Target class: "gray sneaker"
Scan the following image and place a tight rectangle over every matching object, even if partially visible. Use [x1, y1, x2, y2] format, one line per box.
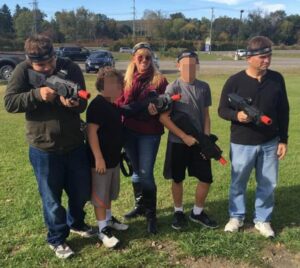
[49, 243, 74, 259]
[108, 216, 129, 231]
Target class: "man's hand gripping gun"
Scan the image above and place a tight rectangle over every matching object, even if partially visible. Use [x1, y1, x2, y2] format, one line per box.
[172, 112, 227, 165]
[228, 93, 272, 125]
[28, 69, 91, 100]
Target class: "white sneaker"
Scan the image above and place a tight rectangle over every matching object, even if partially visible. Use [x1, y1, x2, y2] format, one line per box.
[108, 216, 129, 231]
[49, 243, 74, 259]
[99, 226, 120, 249]
[254, 222, 275, 238]
[224, 218, 244, 232]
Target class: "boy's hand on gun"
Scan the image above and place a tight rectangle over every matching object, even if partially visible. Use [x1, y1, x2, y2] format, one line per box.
[181, 134, 198, 147]
[95, 157, 106, 174]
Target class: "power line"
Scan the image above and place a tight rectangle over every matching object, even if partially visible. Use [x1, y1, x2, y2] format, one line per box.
[30, 0, 38, 34]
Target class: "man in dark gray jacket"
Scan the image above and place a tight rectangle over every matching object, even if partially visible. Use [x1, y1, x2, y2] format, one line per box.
[4, 35, 93, 259]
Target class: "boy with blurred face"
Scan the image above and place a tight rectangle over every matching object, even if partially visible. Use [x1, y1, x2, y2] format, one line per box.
[86, 67, 128, 249]
[218, 36, 289, 238]
[160, 50, 218, 231]
[4, 34, 93, 259]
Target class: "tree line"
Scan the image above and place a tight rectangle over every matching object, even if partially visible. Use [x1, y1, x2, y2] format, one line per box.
[1, 4, 300, 51]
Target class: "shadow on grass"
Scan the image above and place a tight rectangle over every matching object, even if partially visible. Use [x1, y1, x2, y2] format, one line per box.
[68, 184, 300, 255]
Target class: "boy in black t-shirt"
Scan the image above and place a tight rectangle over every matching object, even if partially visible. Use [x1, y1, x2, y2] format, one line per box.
[86, 67, 128, 249]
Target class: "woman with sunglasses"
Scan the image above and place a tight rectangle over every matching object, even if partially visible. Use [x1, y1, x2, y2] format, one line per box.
[117, 42, 168, 234]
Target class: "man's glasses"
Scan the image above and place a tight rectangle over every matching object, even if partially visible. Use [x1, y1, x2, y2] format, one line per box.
[137, 55, 151, 62]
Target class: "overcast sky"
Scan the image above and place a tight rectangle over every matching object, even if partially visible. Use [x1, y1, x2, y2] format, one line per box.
[3, 0, 300, 20]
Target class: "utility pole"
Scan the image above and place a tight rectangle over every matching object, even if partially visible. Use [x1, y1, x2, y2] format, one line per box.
[236, 9, 244, 50]
[31, 0, 38, 35]
[209, 7, 214, 54]
[132, 0, 136, 42]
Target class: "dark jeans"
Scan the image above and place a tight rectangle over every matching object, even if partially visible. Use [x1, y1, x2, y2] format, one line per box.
[29, 144, 91, 246]
[124, 129, 161, 218]
[124, 129, 161, 192]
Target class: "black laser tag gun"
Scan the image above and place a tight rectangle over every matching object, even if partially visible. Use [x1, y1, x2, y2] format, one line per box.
[120, 91, 181, 117]
[28, 69, 91, 100]
[148, 91, 181, 113]
[228, 93, 272, 126]
[171, 112, 227, 165]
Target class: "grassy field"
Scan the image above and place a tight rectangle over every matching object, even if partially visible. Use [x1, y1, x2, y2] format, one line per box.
[0, 68, 299, 268]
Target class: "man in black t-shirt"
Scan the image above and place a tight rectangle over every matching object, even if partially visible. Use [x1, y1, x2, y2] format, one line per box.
[218, 36, 289, 238]
[86, 67, 128, 249]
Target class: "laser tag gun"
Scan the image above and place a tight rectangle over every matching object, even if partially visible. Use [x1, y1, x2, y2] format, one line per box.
[148, 91, 181, 113]
[120, 91, 181, 117]
[28, 69, 91, 100]
[171, 112, 227, 165]
[120, 150, 133, 177]
[228, 93, 272, 126]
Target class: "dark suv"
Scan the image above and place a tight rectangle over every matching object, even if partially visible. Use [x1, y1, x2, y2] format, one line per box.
[56, 46, 90, 61]
[85, 50, 115, 73]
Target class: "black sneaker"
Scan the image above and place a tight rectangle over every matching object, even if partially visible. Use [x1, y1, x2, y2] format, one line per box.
[99, 226, 120, 249]
[189, 210, 219, 229]
[171, 211, 187, 230]
[70, 224, 97, 238]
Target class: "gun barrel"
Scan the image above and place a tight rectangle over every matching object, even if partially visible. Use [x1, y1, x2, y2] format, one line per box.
[171, 94, 181, 101]
[77, 90, 91, 100]
[260, 115, 272, 125]
[218, 157, 227, 165]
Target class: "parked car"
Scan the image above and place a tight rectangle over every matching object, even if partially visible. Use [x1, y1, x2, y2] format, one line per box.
[56, 46, 90, 61]
[119, 47, 133, 53]
[0, 52, 26, 81]
[235, 49, 247, 58]
[85, 50, 115, 73]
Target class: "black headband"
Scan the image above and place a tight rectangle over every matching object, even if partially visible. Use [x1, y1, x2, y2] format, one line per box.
[132, 43, 152, 55]
[177, 51, 199, 63]
[26, 47, 55, 62]
[246, 47, 272, 57]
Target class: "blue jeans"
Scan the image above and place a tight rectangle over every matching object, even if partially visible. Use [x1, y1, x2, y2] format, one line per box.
[29, 145, 91, 246]
[124, 129, 161, 192]
[229, 138, 279, 223]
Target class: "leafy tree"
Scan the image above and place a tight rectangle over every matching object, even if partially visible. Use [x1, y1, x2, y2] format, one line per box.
[170, 12, 185, 20]
[55, 10, 77, 41]
[14, 10, 34, 39]
[0, 4, 14, 35]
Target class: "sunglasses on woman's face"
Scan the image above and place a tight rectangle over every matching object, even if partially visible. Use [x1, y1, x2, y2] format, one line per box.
[137, 55, 151, 62]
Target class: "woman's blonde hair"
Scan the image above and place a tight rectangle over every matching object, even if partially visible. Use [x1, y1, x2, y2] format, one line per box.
[124, 44, 164, 90]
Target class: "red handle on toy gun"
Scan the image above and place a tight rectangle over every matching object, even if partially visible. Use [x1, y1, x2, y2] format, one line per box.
[260, 115, 272, 125]
[78, 90, 91, 100]
[218, 156, 227, 165]
[171, 94, 181, 101]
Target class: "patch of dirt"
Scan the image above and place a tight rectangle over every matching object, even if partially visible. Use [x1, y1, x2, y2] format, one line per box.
[149, 239, 300, 268]
[149, 240, 253, 267]
[180, 257, 253, 268]
[260, 243, 300, 268]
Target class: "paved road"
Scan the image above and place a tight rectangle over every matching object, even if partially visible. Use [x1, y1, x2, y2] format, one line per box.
[80, 57, 300, 75]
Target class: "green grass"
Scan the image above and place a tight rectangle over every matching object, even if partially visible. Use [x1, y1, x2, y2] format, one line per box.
[1, 68, 299, 267]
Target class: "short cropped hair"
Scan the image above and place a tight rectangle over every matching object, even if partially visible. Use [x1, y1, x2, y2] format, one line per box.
[95, 67, 124, 92]
[247, 36, 273, 51]
[24, 34, 54, 62]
